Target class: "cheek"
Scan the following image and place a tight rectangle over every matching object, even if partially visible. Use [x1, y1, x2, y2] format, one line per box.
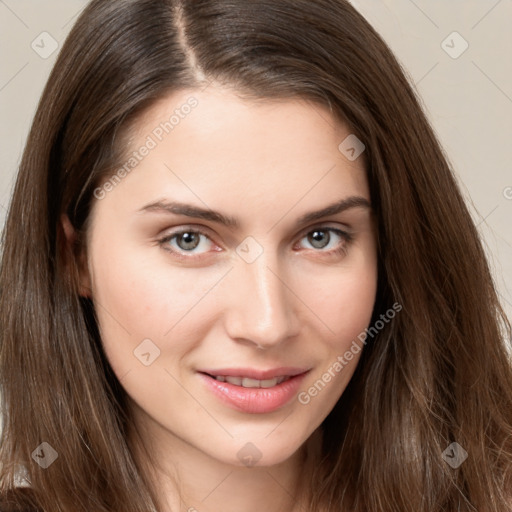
[299, 259, 377, 352]
[295, 267, 377, 417]
[88, 242, 224, 372]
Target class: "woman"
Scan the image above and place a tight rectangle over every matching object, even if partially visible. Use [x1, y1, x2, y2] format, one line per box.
[1, 0, 511, 511]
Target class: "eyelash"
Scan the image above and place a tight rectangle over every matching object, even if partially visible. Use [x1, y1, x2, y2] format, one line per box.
[157, 225, 353, 261]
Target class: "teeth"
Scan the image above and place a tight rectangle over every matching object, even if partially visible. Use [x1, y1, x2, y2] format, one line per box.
[224, 376, 242, 386]
[259, 378, 279, 388]
[213, 375, 290, 387]
[242, 377, 263, 388]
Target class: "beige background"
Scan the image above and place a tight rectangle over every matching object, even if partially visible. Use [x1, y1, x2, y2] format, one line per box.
[0, 0, 511, 320]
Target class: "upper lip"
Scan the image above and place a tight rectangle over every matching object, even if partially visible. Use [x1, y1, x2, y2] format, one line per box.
[199, 367, 310, 380]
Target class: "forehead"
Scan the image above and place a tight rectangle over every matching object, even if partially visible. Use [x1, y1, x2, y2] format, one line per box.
[133, 86, 360, 152]
[91, 85, 369, 230]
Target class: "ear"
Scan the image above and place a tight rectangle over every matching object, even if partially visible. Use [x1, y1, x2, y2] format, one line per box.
[60, 214, 92, 299]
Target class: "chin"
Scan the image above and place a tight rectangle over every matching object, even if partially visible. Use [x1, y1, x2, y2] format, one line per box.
[211, 432, 311, 469]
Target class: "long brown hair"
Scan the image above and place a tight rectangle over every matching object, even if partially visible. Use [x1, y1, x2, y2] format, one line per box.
[1, 0, 511, 510]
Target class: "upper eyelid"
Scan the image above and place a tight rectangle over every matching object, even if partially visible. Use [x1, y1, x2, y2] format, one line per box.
[161, 222, 350, 237]
[296, 222, 351, 237]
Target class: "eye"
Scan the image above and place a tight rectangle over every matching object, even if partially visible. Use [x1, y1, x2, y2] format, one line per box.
[158, 228, 217, 258]
[157, 225, 353, 260]
[296, 227, 353, 256]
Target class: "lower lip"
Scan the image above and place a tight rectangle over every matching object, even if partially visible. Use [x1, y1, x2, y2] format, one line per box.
[199, 372, 308, 414]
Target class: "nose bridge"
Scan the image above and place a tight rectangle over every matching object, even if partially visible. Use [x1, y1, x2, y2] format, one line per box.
[226, 243, 298, 347]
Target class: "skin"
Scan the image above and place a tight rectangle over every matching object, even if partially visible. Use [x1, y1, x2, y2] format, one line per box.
[64, 84, 378, 512]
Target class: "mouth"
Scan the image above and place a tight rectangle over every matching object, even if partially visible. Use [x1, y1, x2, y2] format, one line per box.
[206, 374, 292, 388]
[198, 367, 310, 414]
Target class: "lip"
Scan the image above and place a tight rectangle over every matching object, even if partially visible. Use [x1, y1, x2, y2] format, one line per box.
[198, 368, 310, 414]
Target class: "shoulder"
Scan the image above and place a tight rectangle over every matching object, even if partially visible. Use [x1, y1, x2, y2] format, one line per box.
[0, 488, 40, 512]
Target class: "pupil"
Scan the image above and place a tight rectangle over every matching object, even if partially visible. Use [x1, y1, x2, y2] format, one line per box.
[179, 232, 199, 250]
[309, 230, 329, 249]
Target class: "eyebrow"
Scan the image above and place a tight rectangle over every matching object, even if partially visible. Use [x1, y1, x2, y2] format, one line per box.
[138, 196, 371, 229]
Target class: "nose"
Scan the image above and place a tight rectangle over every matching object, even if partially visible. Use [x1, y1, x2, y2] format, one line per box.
[223, 247, 300, 349]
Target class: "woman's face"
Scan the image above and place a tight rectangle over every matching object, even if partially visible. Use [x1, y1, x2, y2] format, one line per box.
[78, 85, 377, 467]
